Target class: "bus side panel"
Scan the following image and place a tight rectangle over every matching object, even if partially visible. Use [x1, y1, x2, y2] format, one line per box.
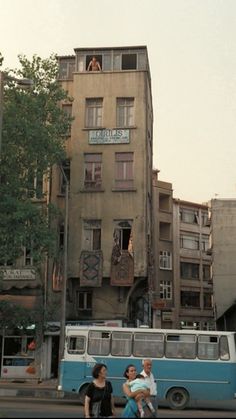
[59, 359, 88, 393]
[154, 360, 236, 402]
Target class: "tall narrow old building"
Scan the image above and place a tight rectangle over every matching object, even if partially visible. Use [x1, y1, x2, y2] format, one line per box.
[51, 46, 154, 329]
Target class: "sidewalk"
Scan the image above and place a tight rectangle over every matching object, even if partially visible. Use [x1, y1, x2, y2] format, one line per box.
[0, 378, 79, 400]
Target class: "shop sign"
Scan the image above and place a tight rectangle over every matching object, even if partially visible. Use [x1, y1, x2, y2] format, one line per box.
[89, 129, 130, 144]
[2, 269, 36, 280]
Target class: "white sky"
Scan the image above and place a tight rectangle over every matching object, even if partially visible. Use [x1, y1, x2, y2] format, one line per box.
[1, 0, 236, 203]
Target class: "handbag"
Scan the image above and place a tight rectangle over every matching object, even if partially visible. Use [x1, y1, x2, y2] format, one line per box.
[92, 399, 102, 417]
[91, 382, 107, 417]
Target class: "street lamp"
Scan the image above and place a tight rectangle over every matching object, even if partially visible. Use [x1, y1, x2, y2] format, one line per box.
[0, 71, 34, 154]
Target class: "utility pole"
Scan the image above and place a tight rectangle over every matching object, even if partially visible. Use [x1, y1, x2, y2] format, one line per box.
[58, 164, 69, 362]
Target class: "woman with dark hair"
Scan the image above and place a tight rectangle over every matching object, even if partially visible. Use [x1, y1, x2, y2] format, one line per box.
[122, 364, 150, 418]
[84, 363, 115, 418]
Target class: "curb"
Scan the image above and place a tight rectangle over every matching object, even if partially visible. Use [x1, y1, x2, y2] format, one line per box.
[0, 388, 80, 399]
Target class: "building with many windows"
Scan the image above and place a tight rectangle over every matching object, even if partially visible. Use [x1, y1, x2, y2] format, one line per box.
[152, 173, 175, 328]
[152, 173, 215, 330]
[173, 199, 215, 330]
[209, 199, 236, 330]
[50, 46, 154, 333]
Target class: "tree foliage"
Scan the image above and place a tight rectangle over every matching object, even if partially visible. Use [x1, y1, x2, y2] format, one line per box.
[0, 300, 41, 332]
[0, 54, 73, 266]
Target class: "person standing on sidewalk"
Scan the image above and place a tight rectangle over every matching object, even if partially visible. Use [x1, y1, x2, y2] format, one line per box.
[140, 359, 158, 416]
[84, 363, 116, 418]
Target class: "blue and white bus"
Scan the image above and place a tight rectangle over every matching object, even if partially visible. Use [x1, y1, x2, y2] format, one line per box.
[58, 325, 236, 409]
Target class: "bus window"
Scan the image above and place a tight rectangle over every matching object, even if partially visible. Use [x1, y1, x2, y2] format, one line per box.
[111, 332, 132, 356]
[133, 332, 164, 358]
[166, 334, 196, 359]
[219, 336, 230, 360]
[88, 331, 110, 355]
[68, 336, 86, 354]
[198, 335, 219, 360]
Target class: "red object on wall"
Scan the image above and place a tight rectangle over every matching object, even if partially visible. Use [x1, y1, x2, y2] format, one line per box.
[28, 340, 36, 351]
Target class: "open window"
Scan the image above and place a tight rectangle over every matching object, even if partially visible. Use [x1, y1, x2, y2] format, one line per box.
[86, 55, 103, 71]
[122, 54, 137, 70]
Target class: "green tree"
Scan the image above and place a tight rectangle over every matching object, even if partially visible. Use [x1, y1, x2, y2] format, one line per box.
[0, 54, 72, 377]
[0, 53, 72, 265]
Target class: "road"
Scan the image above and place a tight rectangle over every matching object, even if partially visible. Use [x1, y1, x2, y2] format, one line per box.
[0, 398, 236, 418]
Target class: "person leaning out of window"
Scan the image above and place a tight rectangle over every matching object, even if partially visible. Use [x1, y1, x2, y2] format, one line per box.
[87, 56, 102, 71]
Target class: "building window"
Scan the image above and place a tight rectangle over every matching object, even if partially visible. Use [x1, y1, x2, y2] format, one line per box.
[159, 193, 171, 212]
[84, 154, 102, 190]
[113, 220, 133, 251]
[62, 104, 72, 136]
[181, 291, 200, 308]
[59, 159, 70, 195]
[24, 247, 33, 266]
[203, 264, 211, 281]
[122, 54, 137, 70]
[76, 51, 147, 73]
[159, 251, 172, 270]
[85, 98, 103, 127]
[58, 59, 75, 79]
[83, 220, 101, 251]
[77, 291, 92, 311]
[86, 55, 103, 71]
[116, 98, 134, 127]
[59, 224, 64, 249]
[204, 292, 213, 309]
[113, 53, 138, 70]
[27, 167, 44, 199]
[180, 233, 199, 250]
[159, 222, 171, 240]
[160, 281, 172, 300]
[180, 262, 199, 279]
[180, 208, 199, 224]
[201, 211, 210, 226]
[201, 235, 209, 252]
[115, 152, 134, 189]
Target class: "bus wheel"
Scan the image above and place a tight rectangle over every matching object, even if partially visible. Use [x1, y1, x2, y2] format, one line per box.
[167, 387, 189, 410]
[78, 384, 89, 405]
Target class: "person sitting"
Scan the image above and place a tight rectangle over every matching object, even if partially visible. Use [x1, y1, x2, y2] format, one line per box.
[128, 374, 155, 418]
[87, 56, 101, 71]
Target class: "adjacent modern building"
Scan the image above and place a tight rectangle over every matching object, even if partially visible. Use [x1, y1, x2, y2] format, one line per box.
[152, 175, 215, 330]
[209, 199, 236, 330]
[173, 199, 215, 330]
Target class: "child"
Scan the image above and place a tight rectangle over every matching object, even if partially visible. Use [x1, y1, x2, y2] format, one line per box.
[128, 374, 155, 418]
